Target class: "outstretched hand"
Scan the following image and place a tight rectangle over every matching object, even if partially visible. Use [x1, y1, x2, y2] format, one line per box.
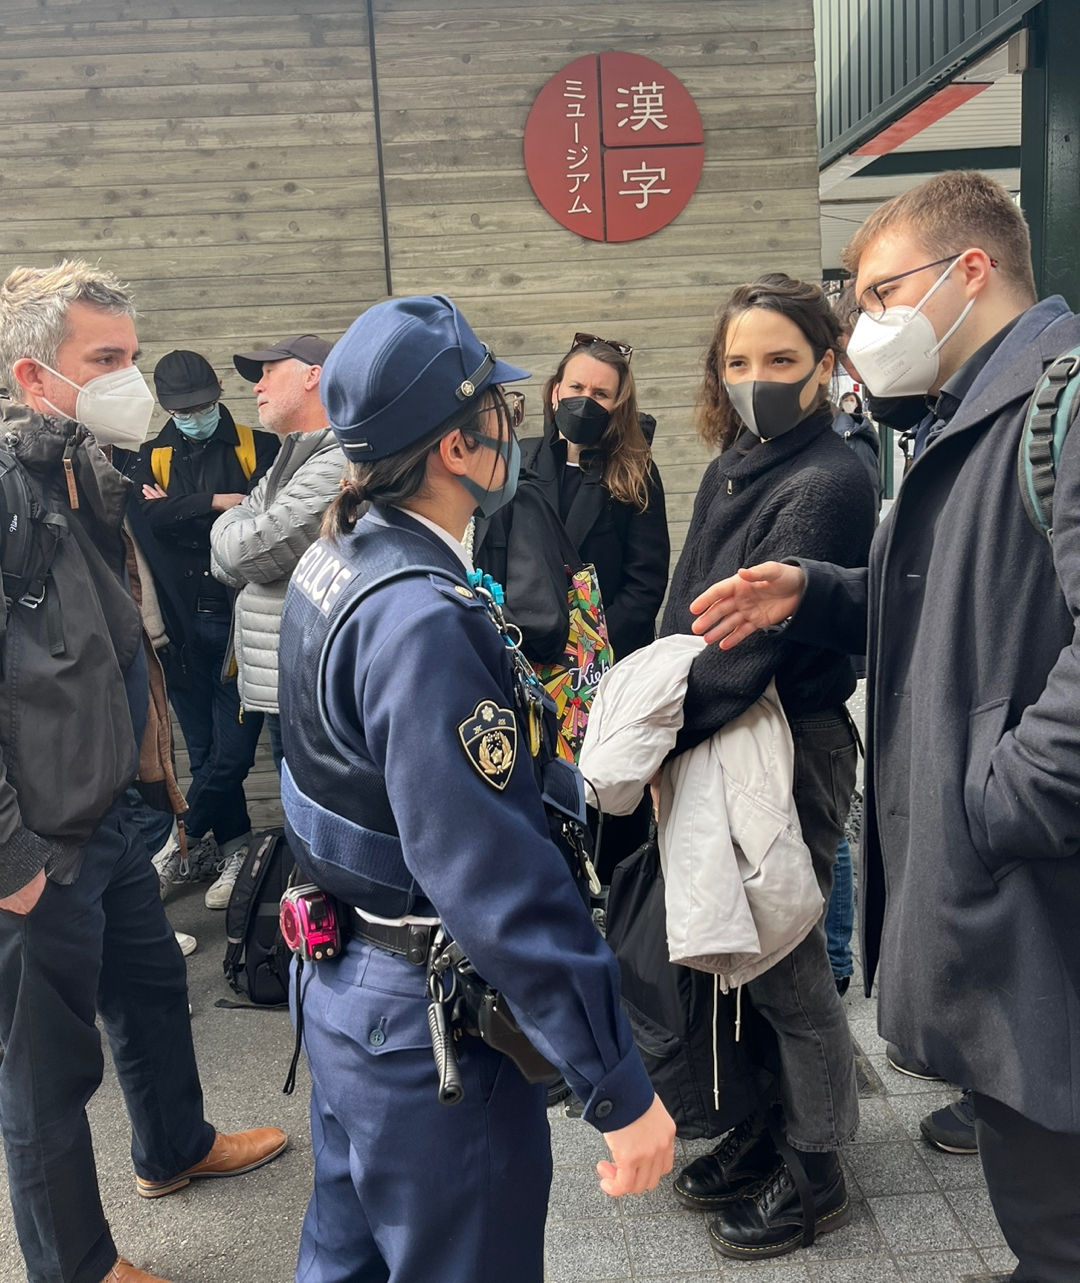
[596, 1094, 676, 1197]
[690, 561, 807, 648]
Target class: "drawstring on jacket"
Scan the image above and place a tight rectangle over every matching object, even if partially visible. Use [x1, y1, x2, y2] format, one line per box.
[712, 975, 745, 1110]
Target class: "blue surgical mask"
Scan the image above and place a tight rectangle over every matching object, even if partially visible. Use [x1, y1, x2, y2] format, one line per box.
[459, 430, 521, 519]
[172, 404, 221, 441]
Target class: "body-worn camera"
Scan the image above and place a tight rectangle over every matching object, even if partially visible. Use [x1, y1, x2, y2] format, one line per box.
[280, 884, 340, 962]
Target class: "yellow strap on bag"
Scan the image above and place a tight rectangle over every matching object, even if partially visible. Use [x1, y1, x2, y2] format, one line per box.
[233, 422, 256, 480]
[149, 422, 256, 492]
[150, 446, 172, 490]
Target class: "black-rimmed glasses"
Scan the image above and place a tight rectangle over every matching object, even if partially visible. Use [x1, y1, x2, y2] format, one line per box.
[854, 254, 998, 322]
[571, 332, 634, 362]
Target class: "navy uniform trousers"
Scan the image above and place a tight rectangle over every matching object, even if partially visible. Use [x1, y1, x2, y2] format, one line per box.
[293, 940, 552, 1283]
[0, 801, 215, 1283]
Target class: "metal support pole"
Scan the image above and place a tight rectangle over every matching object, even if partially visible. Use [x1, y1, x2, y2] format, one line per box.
[1021, 0, 1080, 308]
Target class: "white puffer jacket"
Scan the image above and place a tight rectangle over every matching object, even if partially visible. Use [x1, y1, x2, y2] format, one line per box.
[211, 428, 345, 712]
[579, 635, 822, 990]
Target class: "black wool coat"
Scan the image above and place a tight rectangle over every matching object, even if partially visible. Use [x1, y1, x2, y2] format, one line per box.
[521, 417, 669, 660]
[660, 407, 876, 754]
[133, 406, 278, 617]
[791, 298, 1080, 1132]
[473, 478, 576, 666]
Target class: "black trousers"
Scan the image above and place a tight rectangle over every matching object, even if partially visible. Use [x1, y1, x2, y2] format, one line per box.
[0, 802, 215, 1283]
[972, 1092, 1080, 1283]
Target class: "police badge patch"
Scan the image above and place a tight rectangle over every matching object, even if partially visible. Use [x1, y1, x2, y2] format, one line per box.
[458, 700, 517, 790]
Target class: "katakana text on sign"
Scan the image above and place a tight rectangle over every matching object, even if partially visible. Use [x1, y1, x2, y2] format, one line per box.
[523, 53, 705, 243]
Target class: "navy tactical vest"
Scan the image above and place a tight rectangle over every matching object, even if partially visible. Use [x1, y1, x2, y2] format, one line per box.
[279, 509, 594, 920]
[278, 518, 457, 919]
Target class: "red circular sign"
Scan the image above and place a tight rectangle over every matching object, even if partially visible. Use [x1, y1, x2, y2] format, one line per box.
[524, 53, 705, 243]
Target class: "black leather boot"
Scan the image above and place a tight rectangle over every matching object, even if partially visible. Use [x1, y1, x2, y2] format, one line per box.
[708, 1150, 850, 1260]
[672, 1116, 779, 1210]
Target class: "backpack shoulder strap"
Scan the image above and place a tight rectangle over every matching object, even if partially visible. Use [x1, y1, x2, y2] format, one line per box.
[223, 828, 287, 991]
[1018, 344, 1080, 541]
[233, 423, 256, 480]
[0, 446, 35, 593]
[150, 446, 172, 491]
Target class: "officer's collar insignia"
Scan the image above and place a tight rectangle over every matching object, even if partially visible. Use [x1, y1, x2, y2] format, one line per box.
[458, 699, 516, 790]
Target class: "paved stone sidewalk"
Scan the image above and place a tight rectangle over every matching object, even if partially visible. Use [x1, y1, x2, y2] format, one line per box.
[540, 679, 1016, 1282]
[542, 977, 1016, 1283]
[0, 922, 1017, 1283]
[0, 705, 1018, 1281]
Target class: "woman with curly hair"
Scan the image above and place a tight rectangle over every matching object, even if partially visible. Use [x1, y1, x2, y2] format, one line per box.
[660, 274, 875, 1261]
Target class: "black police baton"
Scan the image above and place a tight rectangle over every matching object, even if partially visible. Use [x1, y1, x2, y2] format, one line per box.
[427, 942, 464, 1105]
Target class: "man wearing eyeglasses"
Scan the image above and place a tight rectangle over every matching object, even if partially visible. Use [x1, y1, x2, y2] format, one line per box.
[690, 170, 1080, 1283]
[135, 352, 279, 907]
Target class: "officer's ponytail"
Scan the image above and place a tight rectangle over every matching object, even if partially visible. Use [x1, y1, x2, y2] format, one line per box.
[322, 395, 493, 541]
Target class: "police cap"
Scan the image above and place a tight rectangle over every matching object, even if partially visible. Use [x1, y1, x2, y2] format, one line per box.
[320, 295, 530, 462]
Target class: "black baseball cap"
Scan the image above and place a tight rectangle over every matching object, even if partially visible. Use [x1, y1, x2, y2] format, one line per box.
[233, 334, 334, 383]
[153, 350, 221, 410]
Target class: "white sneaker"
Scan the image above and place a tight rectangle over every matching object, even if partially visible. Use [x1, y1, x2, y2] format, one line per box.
[204, 847, 247, 910]
[151, 833, 180, 901]
[174, 930, 197, 957]
[152, 831, 219, 898]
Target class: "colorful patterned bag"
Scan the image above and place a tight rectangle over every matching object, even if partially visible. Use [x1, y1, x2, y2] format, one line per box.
[534, 564, 614, 763]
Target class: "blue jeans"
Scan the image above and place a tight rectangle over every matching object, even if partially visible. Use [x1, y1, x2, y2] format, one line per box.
[0, 802, 214, 1283]
[168, 611, 263, 846]
[265, 712, 284, 776]
[825, 835, 855, 981]
[124, 787, 174, 856]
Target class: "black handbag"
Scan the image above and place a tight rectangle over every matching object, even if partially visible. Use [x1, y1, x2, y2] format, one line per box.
[606, 835, 773, 1140]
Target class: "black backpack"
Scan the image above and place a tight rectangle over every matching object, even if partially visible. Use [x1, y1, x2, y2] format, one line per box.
[222, 828, 296, 1006]
[1018, 344, 1080, 541]
[0, 442, 69, 676]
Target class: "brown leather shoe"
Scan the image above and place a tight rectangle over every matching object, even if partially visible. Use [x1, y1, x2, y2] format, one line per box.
[102, 1259, 172, 1283]
[135, 1126, 288, 1198]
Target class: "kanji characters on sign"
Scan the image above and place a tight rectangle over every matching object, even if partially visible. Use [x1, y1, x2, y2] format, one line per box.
[524, 52, 704, 243]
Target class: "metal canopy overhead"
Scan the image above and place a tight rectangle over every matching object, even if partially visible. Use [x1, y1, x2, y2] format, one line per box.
[818, 35, 1025, 273]
[816, 0, 1040, 168]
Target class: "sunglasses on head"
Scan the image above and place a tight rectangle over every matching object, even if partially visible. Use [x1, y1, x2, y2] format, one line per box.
[502, 390, 525, 428]
[571, 332, 634, 362]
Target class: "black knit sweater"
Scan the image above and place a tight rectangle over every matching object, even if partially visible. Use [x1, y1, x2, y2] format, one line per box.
[660, 407, 876, 753]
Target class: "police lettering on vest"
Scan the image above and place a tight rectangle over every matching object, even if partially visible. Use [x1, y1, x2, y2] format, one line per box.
[293, 543, 353, 616]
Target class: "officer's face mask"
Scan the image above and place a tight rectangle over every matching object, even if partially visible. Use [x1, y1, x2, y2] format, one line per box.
[723, 363, 821, 440]
[36, 361, 155, 451]
[846, 255, 975, 398]
[553, 395, 611, 447]
[172, 403, 221, 441]
[458, 427, 521, 519]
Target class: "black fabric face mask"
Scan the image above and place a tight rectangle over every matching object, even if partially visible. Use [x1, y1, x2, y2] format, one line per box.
[723, 368, 818, 440]
[553, 396, 610, 446]
[864, 393, 930, 433]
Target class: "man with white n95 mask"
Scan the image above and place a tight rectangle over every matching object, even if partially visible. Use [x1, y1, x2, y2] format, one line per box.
[690, 172, 1080, 1283]
[0, 261, 288, 1283]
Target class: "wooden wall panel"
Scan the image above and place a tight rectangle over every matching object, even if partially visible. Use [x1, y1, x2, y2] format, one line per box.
[0, 2, 382, 422]
[375, 0, 821, 545]
[0, 0, 822, 555]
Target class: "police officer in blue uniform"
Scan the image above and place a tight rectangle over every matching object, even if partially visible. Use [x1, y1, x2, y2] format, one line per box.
[277, 295, 675, 1283]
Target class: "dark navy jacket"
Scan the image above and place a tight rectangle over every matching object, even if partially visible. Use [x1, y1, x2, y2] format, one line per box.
[278, 505, 654, 1132]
